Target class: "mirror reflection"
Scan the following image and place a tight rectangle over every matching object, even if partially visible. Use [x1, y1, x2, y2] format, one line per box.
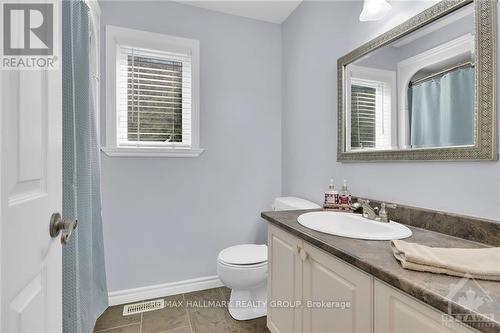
[345, 4, 475, 152]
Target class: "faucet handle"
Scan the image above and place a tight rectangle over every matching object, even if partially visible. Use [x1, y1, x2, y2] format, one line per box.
[378, 202, 397, 223]
[381, 202, 397, 209]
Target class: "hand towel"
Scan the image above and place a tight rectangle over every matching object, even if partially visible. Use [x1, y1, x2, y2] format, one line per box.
[391, 240, 500, 281]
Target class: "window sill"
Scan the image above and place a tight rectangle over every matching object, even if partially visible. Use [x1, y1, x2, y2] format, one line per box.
[101, 147, 205, 158]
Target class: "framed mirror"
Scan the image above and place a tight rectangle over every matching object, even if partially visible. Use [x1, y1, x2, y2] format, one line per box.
[338, 0, 498, 161]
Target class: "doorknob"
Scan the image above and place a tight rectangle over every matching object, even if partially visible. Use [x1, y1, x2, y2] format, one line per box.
[49, 213, 78, 244]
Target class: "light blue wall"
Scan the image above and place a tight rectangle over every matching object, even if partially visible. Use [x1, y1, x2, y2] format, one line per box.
[100, 1, 282, 292]
[281, 0, 500, 221]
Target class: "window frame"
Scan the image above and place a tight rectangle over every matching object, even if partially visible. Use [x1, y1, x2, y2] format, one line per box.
[345, 64, 397, 152]
[103, 25, 203, 157]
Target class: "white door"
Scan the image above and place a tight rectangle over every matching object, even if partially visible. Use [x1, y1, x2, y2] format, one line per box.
[0, 8, 64, 333]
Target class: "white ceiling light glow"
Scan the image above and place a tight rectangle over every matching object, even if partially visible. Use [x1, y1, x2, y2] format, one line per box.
[359, 0, 392, 22]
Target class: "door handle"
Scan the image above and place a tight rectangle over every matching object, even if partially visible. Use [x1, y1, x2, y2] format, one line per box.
[49, 213, 78, 244]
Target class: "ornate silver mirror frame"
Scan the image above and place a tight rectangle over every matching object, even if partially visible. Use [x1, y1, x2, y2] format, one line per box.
[337, 0, 498, 161]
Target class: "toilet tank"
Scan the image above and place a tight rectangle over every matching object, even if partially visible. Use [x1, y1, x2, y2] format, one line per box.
[272, 197, 321, 211]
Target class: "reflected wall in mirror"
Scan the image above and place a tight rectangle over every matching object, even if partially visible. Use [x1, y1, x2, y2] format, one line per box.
[338, 0, 497, 161]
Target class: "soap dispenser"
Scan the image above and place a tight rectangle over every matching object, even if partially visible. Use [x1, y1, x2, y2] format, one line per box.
[339, 180, 352, 205]
[324, 179, 339, 205]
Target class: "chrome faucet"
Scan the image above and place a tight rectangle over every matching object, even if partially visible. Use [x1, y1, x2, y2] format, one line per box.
[352, 199, 379, 220]
[352, 199, 397, 223]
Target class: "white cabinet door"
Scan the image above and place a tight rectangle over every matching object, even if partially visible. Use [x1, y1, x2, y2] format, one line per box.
[267, 224, 303, 333]
[374, 280, 478, 333]
[302, 243, 373, 333]
[0, 4, 62, 332]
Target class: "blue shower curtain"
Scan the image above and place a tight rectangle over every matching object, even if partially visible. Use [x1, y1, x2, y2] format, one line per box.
[410, 67, 475, 148]
[62, 1, 108, 332]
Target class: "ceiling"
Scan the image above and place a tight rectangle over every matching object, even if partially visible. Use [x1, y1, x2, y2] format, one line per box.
[176, 0, 303, 24]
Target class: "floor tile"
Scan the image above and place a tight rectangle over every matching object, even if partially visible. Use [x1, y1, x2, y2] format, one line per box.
[93, 287, 269, 333]
[94, 304, 141, 332]
[158, 326, 192, 333]
[219, 287, 231, 302]
[223, 314, 269, 333]
[142, 295, 189, 333]
[185, 288, 269, 333]
[94, 323, 141, 333]
[220, 303, 268, 333]
[184, 288, 223, 303]
[185, 288, 232, 333]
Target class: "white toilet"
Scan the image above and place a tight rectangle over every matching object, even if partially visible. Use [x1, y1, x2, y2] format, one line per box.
[217, 197, 321, 320]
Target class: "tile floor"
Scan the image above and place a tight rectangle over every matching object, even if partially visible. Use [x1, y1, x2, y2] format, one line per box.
[94, 287, 269, 333]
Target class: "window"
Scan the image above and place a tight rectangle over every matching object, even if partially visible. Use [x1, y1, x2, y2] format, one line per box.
[346, 65, 396, 151]
[350, 84, 377, 149]
[118, 47, 189, 146]
[104, 26, 202, 157]
[350, 78, 392, 150]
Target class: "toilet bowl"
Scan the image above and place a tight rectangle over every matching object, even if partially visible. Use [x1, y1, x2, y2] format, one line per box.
[217, 197, 321, 321]
[217, 244, 268, 320]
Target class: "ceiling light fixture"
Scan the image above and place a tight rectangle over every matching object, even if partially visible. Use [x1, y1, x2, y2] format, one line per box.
[359, 0, 392, 22]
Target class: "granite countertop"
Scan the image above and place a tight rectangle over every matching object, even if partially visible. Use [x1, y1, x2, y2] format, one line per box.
[261, 209, 500, 333]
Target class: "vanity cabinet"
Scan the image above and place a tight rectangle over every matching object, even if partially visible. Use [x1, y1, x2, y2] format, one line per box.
[267, 224, 478, 333]
[267, 224, 373, 333]
[374, 280, 479, 333]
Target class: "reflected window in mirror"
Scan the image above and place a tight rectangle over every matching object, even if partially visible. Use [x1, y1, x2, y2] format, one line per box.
[346, 65, 396, 151]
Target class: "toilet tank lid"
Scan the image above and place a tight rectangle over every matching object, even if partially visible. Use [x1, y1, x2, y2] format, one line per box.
[273, 197, 321, 211]
[218, 244, 267, 265]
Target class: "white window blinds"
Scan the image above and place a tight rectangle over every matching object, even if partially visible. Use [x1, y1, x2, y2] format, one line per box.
[117, 46, 192, 147]
[350, 84, 377, 149]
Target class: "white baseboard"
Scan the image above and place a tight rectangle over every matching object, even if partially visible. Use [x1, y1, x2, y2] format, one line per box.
[108, 275, 224, 306]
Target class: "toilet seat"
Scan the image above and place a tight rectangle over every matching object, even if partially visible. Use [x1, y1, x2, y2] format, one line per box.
[218, 244, 267, 266]
[217, 260, 267, 269]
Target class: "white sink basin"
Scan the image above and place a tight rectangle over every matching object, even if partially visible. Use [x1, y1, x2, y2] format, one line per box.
[297, 211, 412, 240]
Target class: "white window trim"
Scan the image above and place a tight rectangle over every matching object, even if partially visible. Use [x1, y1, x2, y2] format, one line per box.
[102, 25, 203, 157]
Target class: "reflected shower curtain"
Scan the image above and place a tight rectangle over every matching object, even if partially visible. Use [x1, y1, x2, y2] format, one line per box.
[410, 67, 475, 148]
[62, 1, 108, 332]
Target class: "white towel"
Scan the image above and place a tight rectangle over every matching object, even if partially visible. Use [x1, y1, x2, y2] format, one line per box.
[391, 240, 500, 281]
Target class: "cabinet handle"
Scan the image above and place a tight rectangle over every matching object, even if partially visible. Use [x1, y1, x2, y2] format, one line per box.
[299, 248, 308, 261]
[296, 244, 301, 255]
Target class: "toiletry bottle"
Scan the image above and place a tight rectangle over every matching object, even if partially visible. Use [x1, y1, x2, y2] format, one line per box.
[339, 180, 352, 205]
[324, 179, 339, 205]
